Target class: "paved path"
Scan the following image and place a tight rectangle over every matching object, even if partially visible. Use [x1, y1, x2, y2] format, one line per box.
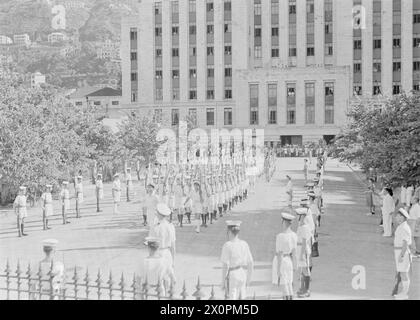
[0, 158, 418, 300]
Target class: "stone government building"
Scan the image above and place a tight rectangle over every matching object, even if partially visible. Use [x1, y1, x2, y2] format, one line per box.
[116, 0, 419, 146]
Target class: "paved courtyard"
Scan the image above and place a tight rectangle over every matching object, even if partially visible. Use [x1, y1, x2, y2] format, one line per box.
[0, 158, 419, 300]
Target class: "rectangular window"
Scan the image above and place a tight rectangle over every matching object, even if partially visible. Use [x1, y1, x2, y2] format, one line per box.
[207, 68, 214, 78]
[254, 46, 262, 58]
[156, 49, 162, 57]
[172, 48, 179, 57]
[224, 46, 232, 55]
[373, 62, 381, 73]
[155, 27, 162, 37]
[171, 109, 179, 126]
[172, 26, 179, 35]
[189, 90, 197, 100]
[189, 25, 196, 35]
[131, 72, 137, 81]
[287, 83, 296, 125]
[207, 90, 215, 100]
[207, 25, 214, 34]
[155, 2, 162, 15]
[155, 70, 163, 79]
[250, 84, 259, 125]
[254, 0, 262, 15]
[131, 90, 137, 102]
[373, 85, 382, 95]
[268, 84, 277, 125]
[172, 70, 179, 78]
[224, 89, 232, 99]
[190, 69, 197, 78]
[173, 88, 180, 100]
[393, 62, 401, 72]
[354, 40, 362, 50]
[207, 46, 214, 56]
[393, 38, 401, 48]
[155, 88, 163, 100]
[307, 47, 315, 56]
[305, 82, 315, 124]
[272, 27, 279, 36]
[393, 85, 401, 95]
[224, 108, 233, 126]
[189, 46, 196, 57]
[154, 109, 162, 123]
[373, 39, 382, 49]
[206, 1, 214, 12]
[189, 108, 197, 126]
[354, 63, 361, 73]
[172, 1, 179, 14]
[224, 68, 232, 77]
[112, 101, 119, 106]
[189, 0, 196, 12]
[130, 52, 137, 60]
[414, 61, 420, 71]
[325, 82, 334, 124]
[272, 48, 280, 57]
[206, 108, 215, 126]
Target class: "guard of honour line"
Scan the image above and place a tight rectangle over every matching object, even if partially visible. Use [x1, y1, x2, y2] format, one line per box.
[9, 150, 416, 300]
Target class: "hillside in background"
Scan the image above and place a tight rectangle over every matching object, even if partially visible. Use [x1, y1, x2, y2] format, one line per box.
[0, 0, 138, 41]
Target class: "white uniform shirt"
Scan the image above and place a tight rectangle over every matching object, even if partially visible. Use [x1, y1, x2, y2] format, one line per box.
[297, 224, 312, 254]
[286, 181, 293, 194]
[409, 203, 420, 220]
[394, 221, 412, 248]
[14, 195, 27, 216]
[221, 239, 253, 268]
[382, 194, 395, 215]
[275, 230, 298, 255]
[150, 219, 176, 249]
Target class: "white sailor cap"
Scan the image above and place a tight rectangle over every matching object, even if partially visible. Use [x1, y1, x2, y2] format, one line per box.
[42, 239, 58, 249]
[46, 184, 53, 189]
[146, 182, 155, 188]
[281, 213, 296, 221]
[313, 177, 320, 182]
[152, 175, 159, 179]
[307, 191, 316, 198]
[193, 180, 201, 186]
[19, 186, 27, 191]
[156, 203, 171, 216]
[398, 208, 410, 219]
[97, 173, 103, 177]
[113, 173, 120, 178]
[226, 220, 242, 229]
[306, 182, 315, 188]
[295, 208, 309, 216]
[77, 176, 83, 180]
[62, 181, 69, 185]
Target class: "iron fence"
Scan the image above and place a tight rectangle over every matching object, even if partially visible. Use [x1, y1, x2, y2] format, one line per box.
[0, 260, 280, 300]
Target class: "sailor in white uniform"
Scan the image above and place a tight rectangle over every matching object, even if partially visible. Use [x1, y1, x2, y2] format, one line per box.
[221, 221, 254, 300]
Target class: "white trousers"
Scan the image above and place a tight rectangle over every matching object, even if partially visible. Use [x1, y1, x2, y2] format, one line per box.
[383, 212, 392, 236]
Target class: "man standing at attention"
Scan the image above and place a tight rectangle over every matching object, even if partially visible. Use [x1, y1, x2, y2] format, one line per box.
[221, 221, 254, 300]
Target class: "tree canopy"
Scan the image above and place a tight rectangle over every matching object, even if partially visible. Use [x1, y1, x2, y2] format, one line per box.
[331, 93, 420, 187]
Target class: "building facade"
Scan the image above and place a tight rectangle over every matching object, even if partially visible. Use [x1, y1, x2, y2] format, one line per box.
[13, 34, 31, 47]
[120, 0, 420, 145]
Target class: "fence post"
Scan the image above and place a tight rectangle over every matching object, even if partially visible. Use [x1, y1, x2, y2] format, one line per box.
[16, 260, 22, 300]
[142, 276, 148, 300]
[37, 263, 43, 300]
[84, 268, 90, 299]
[96, 269, 102, 300]
[119, 273, 125, 300]
[180, 280, 188, 300]
[26, 263, 32, 300]
[168, 279, 174, 300]
[49, 261, 55, 300]
[4, 260, 11, 300]
[156, 277, 162, 300]
[192, 276, 205, 300]
[131, 274, 138, 300]
[209, 285, 216, 300]
[72, 266, 79, 300]
[108, 271, 114, 300]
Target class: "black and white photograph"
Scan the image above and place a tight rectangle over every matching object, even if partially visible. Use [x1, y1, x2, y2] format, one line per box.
[0, 0, 419, 307]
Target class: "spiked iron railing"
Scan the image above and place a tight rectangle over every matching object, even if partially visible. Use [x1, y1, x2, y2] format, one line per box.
[0, 260, 280, 300]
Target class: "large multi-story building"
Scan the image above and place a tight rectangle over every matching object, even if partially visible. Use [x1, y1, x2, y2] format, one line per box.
[120, 0, 420, 145]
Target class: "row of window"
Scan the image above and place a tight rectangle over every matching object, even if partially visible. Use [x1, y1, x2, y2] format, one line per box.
[249, 82, 335, 125]
[353, 84, 403, 96]
[154, 0, 232, 16]
[353, 61, 405, 73]
[155, 107, 233, 127]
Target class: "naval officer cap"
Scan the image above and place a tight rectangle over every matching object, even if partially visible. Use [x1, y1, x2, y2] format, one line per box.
[156, 203, 171, 216]
[398, 208, 410, 220]
[307, 191, 316, 198]
[147, 182, 155, 189]
[226, 220, 242, 230]
[281, 213, 296, 221]
[42, 239, 58, 249]
[77, 176, 83, 180]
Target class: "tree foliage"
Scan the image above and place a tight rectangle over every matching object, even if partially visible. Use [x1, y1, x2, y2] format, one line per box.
[331, 94, 420, 187]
